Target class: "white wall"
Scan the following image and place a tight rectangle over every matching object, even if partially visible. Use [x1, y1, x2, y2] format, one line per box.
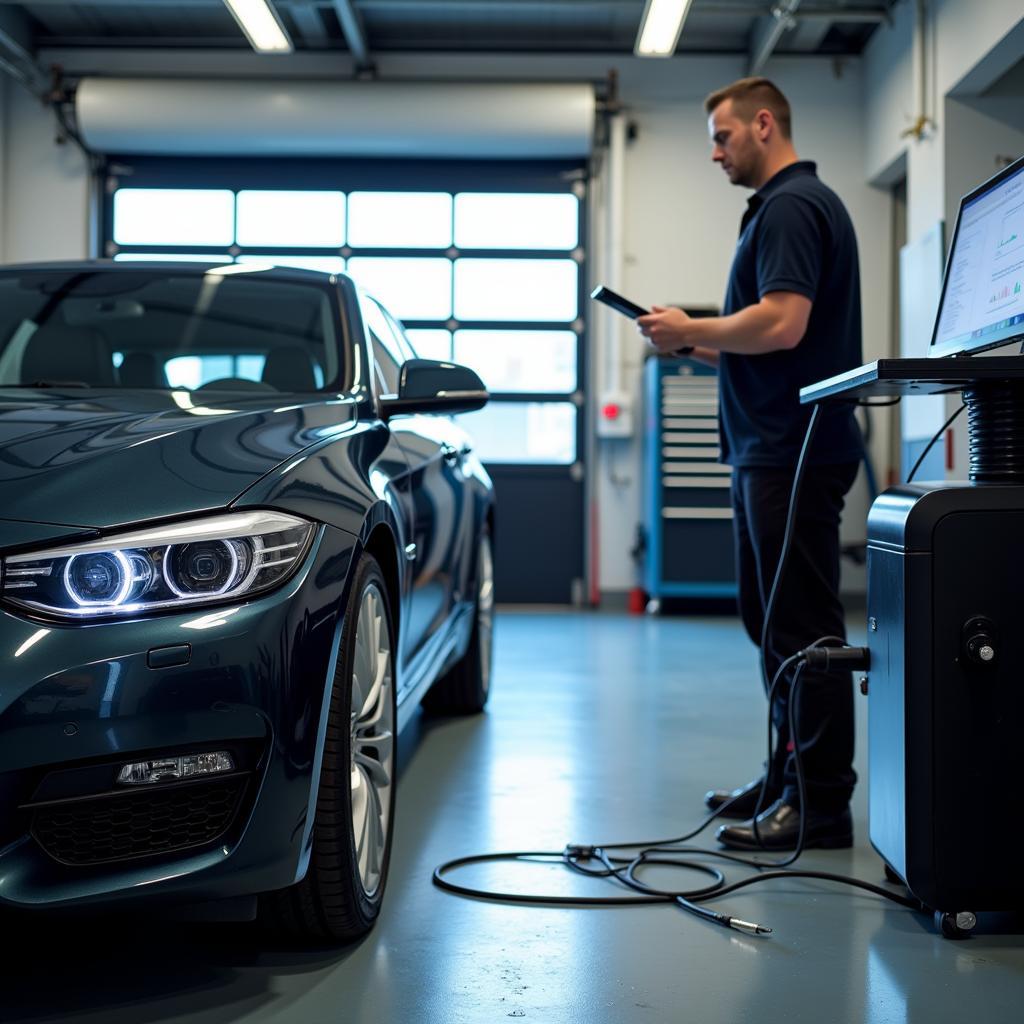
[0, 82, 90, 264]
[864, 0, 1024, 478]
[943, 98, 1024, 227]
[865, 0, 1024, 235]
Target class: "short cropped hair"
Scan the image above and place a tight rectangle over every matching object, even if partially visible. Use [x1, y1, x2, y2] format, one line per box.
[704, 77, 792, 140]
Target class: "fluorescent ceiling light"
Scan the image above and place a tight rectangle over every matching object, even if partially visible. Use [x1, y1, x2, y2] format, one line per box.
[635, 0, 694, 57]
[223, 0, 293, 54]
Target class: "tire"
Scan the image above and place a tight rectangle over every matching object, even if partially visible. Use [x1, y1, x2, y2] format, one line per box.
[262, 554, 397, 943]
[422, 528, 494, 715]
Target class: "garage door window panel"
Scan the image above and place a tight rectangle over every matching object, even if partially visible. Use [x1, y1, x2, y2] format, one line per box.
[235, 191, 346, 248]
[454, 193, 579, 250]
[348, 257, 453, 321]
[405, 329, 453, 362]
[453, 259, 578, 322]
[348, 192, 453, 249]
[459, 402, 576, 465]
[453, 329, 576, 393]
[113, 189, 236, 247]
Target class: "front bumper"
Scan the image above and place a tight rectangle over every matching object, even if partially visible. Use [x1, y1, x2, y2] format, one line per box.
[0, 523, 358, 910]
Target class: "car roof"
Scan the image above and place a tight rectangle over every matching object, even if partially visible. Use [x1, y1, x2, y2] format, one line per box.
[0, 259, 351, 286]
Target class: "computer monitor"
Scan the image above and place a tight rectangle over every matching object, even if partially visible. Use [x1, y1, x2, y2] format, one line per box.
[930, 153, 1024, 358]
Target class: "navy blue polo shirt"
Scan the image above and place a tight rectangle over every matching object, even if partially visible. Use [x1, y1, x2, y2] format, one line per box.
[718, 161, 863, 467]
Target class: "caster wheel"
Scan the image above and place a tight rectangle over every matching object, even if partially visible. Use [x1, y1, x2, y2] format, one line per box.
[935, 910, 976, 939]
[883, 864, 903, 885]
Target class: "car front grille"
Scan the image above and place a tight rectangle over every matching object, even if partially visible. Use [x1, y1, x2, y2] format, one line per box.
[31, 776, 247, 866]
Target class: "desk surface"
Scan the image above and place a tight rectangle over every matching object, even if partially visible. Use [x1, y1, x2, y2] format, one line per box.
[800, 357, 1024, 403]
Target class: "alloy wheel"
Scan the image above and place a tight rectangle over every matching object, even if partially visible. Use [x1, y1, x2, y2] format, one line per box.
[349, 582, 394, 897]
[477, 534, 494, 696]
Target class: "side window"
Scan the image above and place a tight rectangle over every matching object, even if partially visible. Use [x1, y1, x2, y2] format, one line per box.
[370, 335, 401, 395]
[360, 294, 408, 396]
[381, 307, 417, 363]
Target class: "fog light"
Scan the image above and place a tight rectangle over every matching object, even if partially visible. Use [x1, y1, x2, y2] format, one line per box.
[117, 751, 235, 785]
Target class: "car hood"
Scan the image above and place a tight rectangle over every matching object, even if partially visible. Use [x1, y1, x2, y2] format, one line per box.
[0, 389, 358, 531]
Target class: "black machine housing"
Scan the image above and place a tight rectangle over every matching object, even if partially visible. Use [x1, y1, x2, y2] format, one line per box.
[801, 361, 1024, 926]
[866, 481, 1024, 913]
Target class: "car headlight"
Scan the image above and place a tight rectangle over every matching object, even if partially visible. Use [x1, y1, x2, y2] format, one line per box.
[1, 511, 316, 620]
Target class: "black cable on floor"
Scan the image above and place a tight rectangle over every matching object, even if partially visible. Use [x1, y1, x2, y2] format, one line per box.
[432, 637, 922, 936]
[433, 409, 917, 935]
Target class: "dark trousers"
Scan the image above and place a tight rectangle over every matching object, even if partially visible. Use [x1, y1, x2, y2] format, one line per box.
[731, 462, 859, 813]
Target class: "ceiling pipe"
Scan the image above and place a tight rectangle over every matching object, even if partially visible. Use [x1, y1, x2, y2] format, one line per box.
[333, 0, 371, 67]
[901, 0, 933, 141]
[0, 7, 47, 93]
[748, 0, 801, 76]
[711, 3, 889, 22]
[283, 2, 332, 47]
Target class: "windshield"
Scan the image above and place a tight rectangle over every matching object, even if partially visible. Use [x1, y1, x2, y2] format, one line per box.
[0, 269, 345, 392]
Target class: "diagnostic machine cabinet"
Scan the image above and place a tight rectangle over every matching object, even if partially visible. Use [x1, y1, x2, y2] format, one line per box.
[801, 153, 1024, 937]
[867, 481, 1024, 920]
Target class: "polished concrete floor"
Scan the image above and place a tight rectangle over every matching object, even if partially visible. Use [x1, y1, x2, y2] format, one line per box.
[5, 611, 1024, 1023]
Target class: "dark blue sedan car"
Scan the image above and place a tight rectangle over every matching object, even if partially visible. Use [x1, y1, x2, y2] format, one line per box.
[0, 262, 494, 942]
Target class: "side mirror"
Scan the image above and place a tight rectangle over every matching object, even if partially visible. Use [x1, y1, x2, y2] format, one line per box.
[380, 359, 489, 418]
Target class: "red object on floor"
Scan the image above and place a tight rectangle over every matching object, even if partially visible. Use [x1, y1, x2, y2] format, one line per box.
[627, 586, 647, 615]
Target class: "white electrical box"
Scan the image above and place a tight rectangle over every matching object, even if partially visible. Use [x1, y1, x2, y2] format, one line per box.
[596, 392, 634, 439]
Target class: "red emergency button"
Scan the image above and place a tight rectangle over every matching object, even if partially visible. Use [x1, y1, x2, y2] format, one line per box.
[602, 403, 621, 420]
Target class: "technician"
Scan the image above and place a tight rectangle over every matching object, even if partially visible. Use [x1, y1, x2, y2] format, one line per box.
[637, 77, 863, 851]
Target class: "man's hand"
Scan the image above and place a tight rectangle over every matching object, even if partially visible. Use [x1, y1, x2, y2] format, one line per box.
[637, 292, 811, 358]
[636, 305, 694, 354]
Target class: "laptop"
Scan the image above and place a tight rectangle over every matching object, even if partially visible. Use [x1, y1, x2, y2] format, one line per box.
[801, 152, 1024, 403]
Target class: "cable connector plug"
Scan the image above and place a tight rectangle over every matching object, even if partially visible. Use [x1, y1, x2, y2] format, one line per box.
[727, 917, 773, 936]
[799, 645, 870, 672]
[564, 844, 598, 861]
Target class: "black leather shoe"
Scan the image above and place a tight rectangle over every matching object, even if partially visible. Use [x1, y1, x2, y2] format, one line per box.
[716, 800, 853, 851]
[704, 777, 782, 819]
